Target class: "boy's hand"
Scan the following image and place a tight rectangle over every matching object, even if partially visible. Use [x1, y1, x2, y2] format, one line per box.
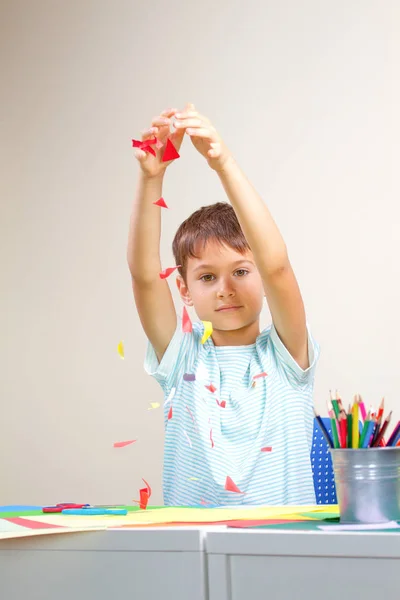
[174, 104, 233, 172]
[133, 107, 186, 178]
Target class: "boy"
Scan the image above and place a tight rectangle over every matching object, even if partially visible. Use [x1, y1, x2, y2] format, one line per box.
[128, 104, 320, 506]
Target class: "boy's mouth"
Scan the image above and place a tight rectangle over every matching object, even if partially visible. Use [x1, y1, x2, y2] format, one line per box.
[215, 305, 242, 312]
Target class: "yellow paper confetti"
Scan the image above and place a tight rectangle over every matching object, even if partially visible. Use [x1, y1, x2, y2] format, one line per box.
[188, 477, 200, 481]
[117, 341, 124, 359]
[201, 321, 213, 344]
[148, 402, 160, 410]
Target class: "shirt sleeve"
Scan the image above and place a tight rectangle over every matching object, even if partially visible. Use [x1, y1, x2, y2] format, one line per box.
[144, 317, 201, 393]
[269, 321, 320, 388]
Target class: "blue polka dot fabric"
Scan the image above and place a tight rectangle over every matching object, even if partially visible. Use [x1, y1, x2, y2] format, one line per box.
[311, 417, 337, 504]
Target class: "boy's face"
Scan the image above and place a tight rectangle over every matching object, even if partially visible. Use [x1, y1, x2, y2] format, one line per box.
[176, 240, 265, 336]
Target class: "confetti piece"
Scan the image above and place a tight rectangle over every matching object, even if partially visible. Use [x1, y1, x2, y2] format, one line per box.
[183, 373, 196, 382]
[182, 306, 192, 333]
[168, 405, 173, 420]
[155, 139, 164, 149]
[117, 341, 124, 359]
[148, 402, 160, 410]
[253, 372, 268, 379]
[188, 477, 199, 481]
[261, 446, 272, 452]
[132, 137, 157, 150]
[184, 430, 192, 448]
[185, 405, 196, 426]
[113, 440, 137, 448]
[210, 428, 214, 448]
[225, 476, 244, 494]
[216, 399, 226, 408]
[153, 197, 168, 208]
[165, 387, 176, 406]
[201, 321, 213, 344]
[159, 265, 181, 279]
[162, 138, 180, 162]
[205, 383, 217, 393]
[139, 478, 152, 510]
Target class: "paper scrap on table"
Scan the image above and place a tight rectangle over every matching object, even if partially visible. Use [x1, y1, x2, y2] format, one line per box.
[159, 265, 181, 279]
[201, 321, 213, 344]
[113, 440, 137, 448]
[216, 399, 226, 408]
[182, 307, 192, 333]
[164, 387, 176, 406]
[148, 402, 160, 410]
[261, 446, 272, 452]
[225, 476, 244, 494]
[117, 341, 124, 359]
[153, 197, 168, 208]
[318, 521, 400, 531]
[205, 383, 216, 393]
[162, 138, 180, 162]
[167, 405, 173, 420]
[183, 373, 196, 382]
[139, 478, 152, 510]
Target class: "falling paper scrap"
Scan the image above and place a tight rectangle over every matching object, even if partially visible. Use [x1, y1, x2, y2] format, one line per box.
[182, 306, 192, 333]
[159, 265, 181, 279]
[148, 402, 160, 410]
[162, 138, 180, 162]
[113, 440, 137, 448]
[225, 476, 244, 494]
[201, 321, 213, 344]
[117, 341, 124, 359]
[183, 373, 196, 382]
[153, 197, 168, 208]
[205, 383, 217, 393]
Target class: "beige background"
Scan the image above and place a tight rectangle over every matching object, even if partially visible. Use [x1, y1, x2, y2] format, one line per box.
[1, 0, 399, 506]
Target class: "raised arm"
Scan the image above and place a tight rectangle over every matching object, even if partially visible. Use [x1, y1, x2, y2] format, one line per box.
[128, 108, 185, 362]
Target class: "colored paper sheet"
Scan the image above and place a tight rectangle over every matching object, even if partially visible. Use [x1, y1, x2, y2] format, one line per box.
[201, 321, 213, 344]
[225, 476, 244, 494]
[117, 341, 124, 359]
[113, 440, 137, 448]
[182, 307, 192, 332]
[153, 197, 168, 208]
[162, 138, 180, 162]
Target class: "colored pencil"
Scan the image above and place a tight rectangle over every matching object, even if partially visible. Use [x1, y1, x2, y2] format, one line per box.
[352, 399, 359, 448]
[339, 413, 347, 448]
[359, 412, 371, 448]
[386, 420, 400, 447]
[357, 394, 367, 423]
[329, 409, 340, 449]
[376, 397, 385, 422]
[314, 410, 334, 448]
[361, 420, 375, 448]
[347, 412, 353, 448]
[372, 411, 392, 447]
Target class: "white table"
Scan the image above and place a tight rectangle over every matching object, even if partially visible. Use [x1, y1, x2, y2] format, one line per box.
[0, 528, 207, 600]
[206, 528, 400, 600]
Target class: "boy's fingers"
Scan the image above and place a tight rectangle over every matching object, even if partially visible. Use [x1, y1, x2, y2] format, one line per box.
[141, 127, 158, 140]
[175, 118, 202, 129]
[151, 116, 171, 127]
[160, 108, 178, 118]
[133, 148, 147, 161]
[186, 127, 215, 140]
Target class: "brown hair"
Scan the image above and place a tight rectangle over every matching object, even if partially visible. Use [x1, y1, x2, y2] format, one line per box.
[172, 202, 250, 281]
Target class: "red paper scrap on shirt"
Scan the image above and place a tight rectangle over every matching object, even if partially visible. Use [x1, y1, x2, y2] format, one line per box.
[261, 446, 272, 452]
[225, 476, 244, 494]
[216, 399, 226, 408]
[167, 405, 173, 420]
[205, 383, 216, 393]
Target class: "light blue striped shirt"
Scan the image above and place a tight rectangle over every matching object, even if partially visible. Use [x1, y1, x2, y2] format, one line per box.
[145, 317, 320, 506]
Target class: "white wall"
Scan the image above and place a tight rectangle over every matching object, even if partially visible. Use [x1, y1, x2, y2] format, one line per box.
[1, 0, 399, 505]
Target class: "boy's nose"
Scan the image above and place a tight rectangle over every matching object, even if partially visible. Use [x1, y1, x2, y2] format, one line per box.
[216, 279, 235, 297]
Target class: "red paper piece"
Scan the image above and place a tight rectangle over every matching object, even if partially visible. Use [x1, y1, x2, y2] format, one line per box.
[155, 139, 164, 149]
[153, 197, 168, 208]
[113, 440, 137, 448]
[205, 383, 216, 393]
[182, 307, 192, 333]
[138, 478, 152, 510]
[216, 399, 226, 408]
[162, 138, 180, 162]
[225, 476, 244, 494]
[159, 265, 181, 279]
[168, 405, 173, 420]
[132, 138, 157, 156]
[141, 145, 156, 156]
[253, 372, 268, 379]
[210, 429, 214, 448]
[261, 446, 272, 452]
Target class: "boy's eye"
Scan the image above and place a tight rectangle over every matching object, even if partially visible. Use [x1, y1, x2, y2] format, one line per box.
[200, 274, 215, 282]
[235, 269, 249, 276]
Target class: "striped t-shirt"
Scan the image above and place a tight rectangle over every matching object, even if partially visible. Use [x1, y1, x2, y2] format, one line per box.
[144, 318, 320, 506]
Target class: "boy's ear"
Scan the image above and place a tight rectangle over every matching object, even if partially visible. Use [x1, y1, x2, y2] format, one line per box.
[176, 275, 194, 306]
